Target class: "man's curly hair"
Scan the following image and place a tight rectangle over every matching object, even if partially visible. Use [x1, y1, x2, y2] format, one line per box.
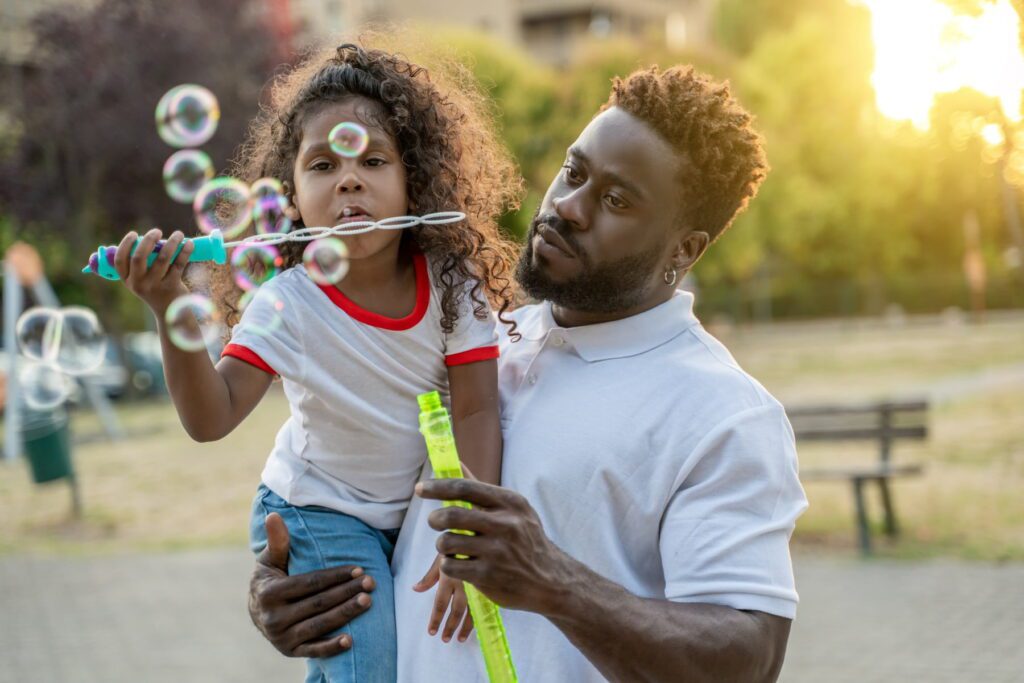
[601, 65, 767, 243]
[207, 36, 523, 338]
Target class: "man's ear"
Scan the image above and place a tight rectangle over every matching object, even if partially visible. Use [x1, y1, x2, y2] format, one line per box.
[282, 181, 301, 221]
[672, 230, 710, 272]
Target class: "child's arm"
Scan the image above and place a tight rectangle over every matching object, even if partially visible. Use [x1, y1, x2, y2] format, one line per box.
[447, 358, 502, 485]
[115, 228, 272, 442]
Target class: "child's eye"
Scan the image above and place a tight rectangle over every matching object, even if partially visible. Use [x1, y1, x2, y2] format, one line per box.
[310, 161, 333, 171]
[364, 157, 386, 167]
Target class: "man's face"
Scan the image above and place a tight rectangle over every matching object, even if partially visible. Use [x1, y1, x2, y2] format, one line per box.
[515, 107, 685, 315]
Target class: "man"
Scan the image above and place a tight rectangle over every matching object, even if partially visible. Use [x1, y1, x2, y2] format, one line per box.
[249, 65, 808, 682]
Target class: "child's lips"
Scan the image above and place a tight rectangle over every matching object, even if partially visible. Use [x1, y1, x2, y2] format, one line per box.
[339, 213, 371, 224]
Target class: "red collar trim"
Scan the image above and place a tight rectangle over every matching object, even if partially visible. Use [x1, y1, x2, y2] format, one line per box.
[316, 251, 430, 331]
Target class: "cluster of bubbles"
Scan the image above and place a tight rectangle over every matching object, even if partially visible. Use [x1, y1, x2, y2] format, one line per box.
[14, 307, 107, 410]
[152, 86, 369, 353]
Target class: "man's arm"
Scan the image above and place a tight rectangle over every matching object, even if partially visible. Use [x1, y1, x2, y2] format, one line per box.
[418, 479, 792, 683]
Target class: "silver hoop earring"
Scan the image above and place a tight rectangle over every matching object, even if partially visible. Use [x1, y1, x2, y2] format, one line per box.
[663, 268, 678, 286]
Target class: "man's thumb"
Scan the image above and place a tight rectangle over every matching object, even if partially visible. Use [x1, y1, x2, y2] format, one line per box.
[264, 512, 291, 571]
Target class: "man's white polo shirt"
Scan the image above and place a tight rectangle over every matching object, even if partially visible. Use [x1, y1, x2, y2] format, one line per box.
[392, 290, 808, 682]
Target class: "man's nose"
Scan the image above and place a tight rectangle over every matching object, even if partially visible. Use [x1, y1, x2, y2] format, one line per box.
[552, 188, 588, 231]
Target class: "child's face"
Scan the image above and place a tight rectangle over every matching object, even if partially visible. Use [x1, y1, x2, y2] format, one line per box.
[290, 98, 408, 262]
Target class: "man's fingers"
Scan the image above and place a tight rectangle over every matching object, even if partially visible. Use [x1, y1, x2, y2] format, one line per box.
[269, 564, 367, 603]
[427, 505, 497, 536]
[286, 590, 373, 646]
[286, 574, 375, 627]
[416, 478, 513, 509]
[291, 633, 352, 659]
[263, 512, 291, 572]
[114, 231, 138, 281]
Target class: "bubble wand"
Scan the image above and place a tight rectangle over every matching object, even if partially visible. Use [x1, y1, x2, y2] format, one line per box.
[81, 212, 466, 281]
[417, 390, 517, 683]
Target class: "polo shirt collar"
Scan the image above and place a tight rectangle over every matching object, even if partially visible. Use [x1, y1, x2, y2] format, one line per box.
[532, 291, 699, 362]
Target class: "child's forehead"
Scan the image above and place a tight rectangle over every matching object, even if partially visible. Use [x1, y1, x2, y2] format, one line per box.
[299, 98, 393, 145]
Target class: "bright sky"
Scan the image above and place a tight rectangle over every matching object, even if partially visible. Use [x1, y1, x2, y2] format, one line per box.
[857, 0, 1024, 129]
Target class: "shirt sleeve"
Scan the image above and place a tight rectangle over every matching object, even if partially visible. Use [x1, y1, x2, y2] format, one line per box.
[659, 403, 808, 619]
[221, 280, 304, 381]
[442, 280, 500, 367]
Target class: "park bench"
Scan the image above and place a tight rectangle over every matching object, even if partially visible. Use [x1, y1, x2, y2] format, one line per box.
[787, 399, 928, 554]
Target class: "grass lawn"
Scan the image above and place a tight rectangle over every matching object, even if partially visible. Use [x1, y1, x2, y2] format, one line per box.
[1, 312, 1022, 559]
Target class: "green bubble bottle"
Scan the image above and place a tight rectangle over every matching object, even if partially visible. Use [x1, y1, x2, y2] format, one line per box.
[417, 391, 518, 683]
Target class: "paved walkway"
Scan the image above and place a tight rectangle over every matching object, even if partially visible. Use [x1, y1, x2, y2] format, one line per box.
[2, 548, 1022, 682]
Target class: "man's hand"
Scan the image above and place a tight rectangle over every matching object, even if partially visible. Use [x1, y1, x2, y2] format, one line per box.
[249, 512, 376, 658]
[416, 479, 574, 616]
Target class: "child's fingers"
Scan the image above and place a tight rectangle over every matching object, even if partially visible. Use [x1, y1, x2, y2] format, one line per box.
[428, 581, 453, 636]
[128, 228, 162, 283]
[441, 587, 468, 642]
[170, 238, 195, 278]
[113, 231, 138, 281]
[148, 230, 183, 280]
[412, 556, 441, 592]
[456, 610, 474, 642]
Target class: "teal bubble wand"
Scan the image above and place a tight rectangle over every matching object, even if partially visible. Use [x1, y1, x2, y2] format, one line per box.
[417, 391, 517, 683]
[82, 230, 228, 281]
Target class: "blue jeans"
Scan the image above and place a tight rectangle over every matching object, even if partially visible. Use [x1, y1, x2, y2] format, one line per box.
[250, 484, 400, 683]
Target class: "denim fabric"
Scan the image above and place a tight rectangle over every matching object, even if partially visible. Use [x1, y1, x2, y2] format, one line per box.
[250, 484, 400, 683]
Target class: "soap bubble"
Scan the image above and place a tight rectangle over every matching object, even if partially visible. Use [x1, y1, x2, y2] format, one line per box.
[165, 294, 223, 352]
[155, 84, 221, 148]
[193, 177, 252, 238]
[328, 121, 369, 158]
[16, 308, 62, 363]
[239, 288, 286, 338]
[230, 243, 283, 291]
[251, 178, 293, 235]
[163, 149, 214, 203]
[303, 238, 349, 285]
[19, 362, 72, 411]
[53, 306, 107, 376]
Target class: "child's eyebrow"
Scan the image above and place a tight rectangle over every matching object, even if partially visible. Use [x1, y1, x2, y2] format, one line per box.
[301, 137, 396, 157]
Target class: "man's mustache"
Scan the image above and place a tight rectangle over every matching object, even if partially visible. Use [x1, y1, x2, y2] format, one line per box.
[529, 213, 581, 257]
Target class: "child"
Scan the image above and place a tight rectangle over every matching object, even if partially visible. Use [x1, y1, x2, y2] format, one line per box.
[114, 40, 522, 683]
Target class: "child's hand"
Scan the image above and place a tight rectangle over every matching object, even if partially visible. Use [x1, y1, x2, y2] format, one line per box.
[115, 228, 194, 315]
[412, 554, 475, 643]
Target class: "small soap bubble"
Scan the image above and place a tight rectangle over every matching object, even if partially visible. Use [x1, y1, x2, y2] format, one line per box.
[328, 121, 369, 158]
[193, 177, 252, 238]
[16, 308, 63, 363]
[54, 306, 107, 376]
[230, 243, 283, 291]
[155, 84, 221, 148]
[303, 238, 349, 285]
[251, 178, 292, 235]
[19, 362, 71, 411]
[240, 288, 286, 338]
[163, 149, 215, 204]
[165, 294, 223, 352]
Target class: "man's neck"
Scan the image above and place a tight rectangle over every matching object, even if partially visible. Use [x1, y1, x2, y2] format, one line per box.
[551, 287, 676, 328]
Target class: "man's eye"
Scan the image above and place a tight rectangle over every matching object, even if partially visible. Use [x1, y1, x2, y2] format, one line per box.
[605, 194, 627, 209]
[562, 164, 581, 182]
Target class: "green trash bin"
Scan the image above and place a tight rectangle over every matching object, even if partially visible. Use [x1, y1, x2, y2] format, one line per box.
[21, 408, 74, 484]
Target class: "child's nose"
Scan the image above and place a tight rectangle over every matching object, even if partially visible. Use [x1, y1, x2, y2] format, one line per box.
[337, 171, 363, 193]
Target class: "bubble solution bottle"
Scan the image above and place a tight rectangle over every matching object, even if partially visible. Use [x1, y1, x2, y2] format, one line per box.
[417, 391, 517, 683]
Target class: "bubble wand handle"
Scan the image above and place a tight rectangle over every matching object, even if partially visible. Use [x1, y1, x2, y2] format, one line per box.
[81, 230, 227, 281]
[417, 391, 518, 683]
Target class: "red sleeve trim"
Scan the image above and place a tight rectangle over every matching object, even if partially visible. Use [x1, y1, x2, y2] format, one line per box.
[222, 343, 278, 376]
[445, 345, 500, 367]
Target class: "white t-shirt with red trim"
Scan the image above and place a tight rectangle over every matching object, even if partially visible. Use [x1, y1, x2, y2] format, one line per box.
[222, 252, 499, 529]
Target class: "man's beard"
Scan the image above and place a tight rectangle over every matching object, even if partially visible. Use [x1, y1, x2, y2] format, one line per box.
[514, 211, 664, 314]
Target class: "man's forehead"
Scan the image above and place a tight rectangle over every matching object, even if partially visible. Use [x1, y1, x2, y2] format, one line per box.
[571, 107, 682, 187]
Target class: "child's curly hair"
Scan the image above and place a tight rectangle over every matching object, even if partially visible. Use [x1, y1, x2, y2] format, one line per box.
[601, 65, 767, 243]
[208, 34, 523, 337]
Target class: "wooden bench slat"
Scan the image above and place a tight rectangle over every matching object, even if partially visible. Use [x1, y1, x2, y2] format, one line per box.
[793, 425, 927, 441]
[787, 399, 928, 417]
[801, 463, 924, 481]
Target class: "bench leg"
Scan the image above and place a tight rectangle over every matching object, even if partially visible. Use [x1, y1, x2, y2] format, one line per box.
[877, 477, 898, 537]
[852, 478, 872, 555]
